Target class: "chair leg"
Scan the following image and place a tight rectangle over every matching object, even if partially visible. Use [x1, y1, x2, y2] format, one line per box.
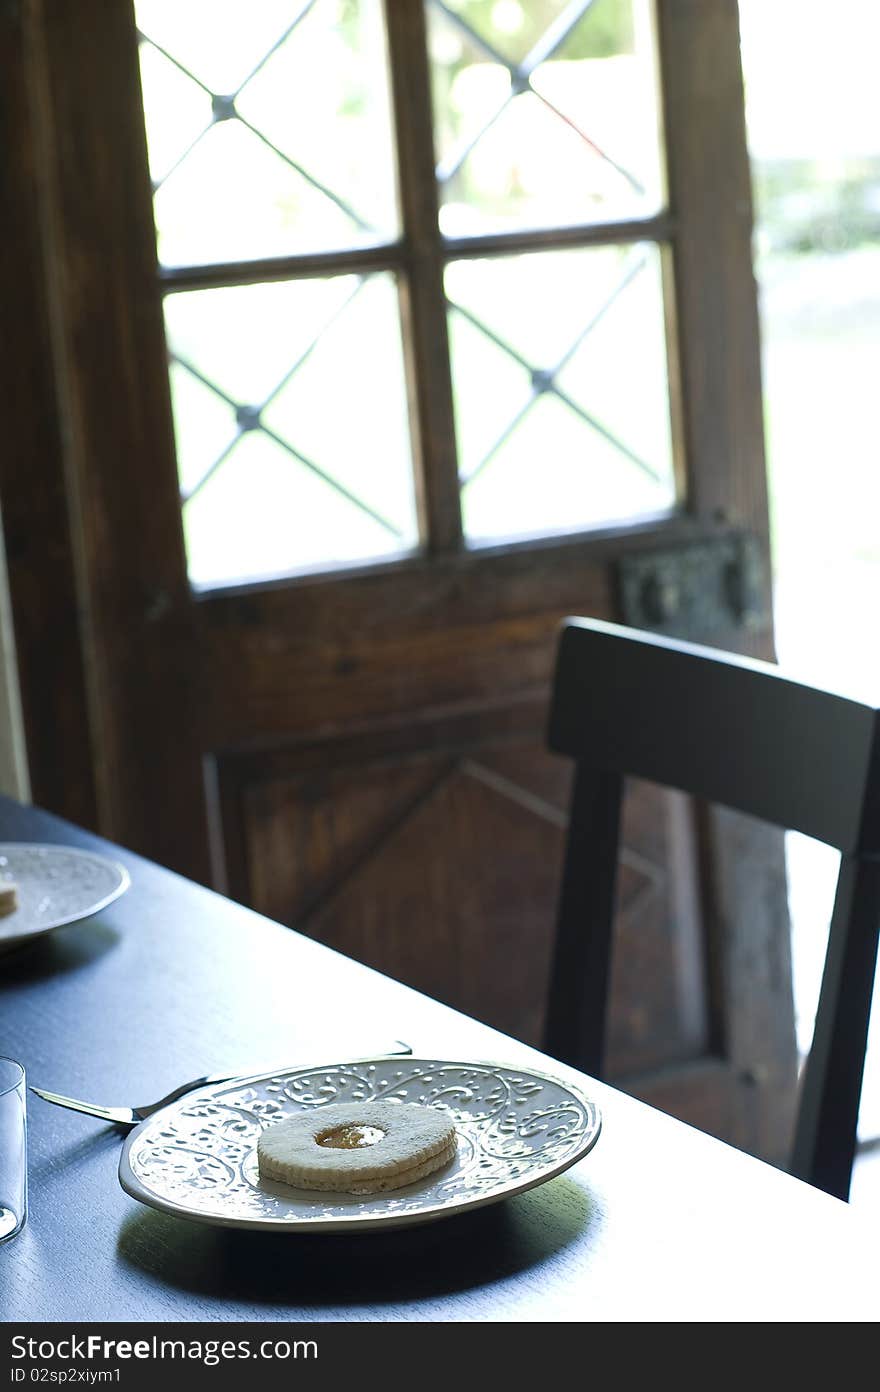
[543, 764, 622, 1076]
[790, 856, 880, 1201]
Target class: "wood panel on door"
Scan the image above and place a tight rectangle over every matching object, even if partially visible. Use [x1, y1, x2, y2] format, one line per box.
[219, 696, 795, 1167]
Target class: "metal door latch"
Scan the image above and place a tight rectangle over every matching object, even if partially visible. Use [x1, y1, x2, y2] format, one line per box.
[616, 534, 769, 639]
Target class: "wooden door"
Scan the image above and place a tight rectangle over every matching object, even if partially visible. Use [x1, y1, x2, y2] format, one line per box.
[2, 0, 797, 1164]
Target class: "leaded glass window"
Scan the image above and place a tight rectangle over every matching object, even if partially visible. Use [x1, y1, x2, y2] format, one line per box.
[135, 0, 677, 590]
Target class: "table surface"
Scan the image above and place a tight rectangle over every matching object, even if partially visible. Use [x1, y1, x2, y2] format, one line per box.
[0, 796, 875, 1323]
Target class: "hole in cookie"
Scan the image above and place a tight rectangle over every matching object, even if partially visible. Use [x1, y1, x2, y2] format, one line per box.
[315, 1123, 386, 1150]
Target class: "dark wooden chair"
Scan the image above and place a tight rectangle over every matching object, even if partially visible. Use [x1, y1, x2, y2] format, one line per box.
[544, 615, 880, 1201]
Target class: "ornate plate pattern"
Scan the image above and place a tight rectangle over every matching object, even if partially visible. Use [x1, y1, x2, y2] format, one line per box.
[119, 1057, 602, 1232]
[0, 843, 130, 953]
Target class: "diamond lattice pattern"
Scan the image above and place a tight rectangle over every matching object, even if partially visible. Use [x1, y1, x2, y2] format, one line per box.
[136, 0, 398, 266]
[428, 0, 664, 237]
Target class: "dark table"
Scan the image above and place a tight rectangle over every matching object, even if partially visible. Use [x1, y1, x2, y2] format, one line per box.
[0, 796, 875, 1323]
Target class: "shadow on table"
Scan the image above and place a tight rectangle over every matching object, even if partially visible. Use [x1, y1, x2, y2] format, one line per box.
[116, 1176, 595, 1312]
[30, 1124, 124, 1182]
[0, 919, 119, 985]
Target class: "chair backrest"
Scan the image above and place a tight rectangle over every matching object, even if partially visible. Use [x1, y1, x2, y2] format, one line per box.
[544, 616, 880, 1201]
[548, 617, 880, 854]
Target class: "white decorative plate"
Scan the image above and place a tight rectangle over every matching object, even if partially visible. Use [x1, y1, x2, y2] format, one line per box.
[0, 843, 130, 953]
[119, 1057, 602, 1233]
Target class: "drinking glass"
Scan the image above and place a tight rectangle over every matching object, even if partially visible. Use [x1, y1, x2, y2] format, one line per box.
[0, 1058, 27, 1241]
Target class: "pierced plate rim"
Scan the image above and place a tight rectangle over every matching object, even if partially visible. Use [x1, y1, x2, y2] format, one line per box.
[118, 1055, 603, 1234]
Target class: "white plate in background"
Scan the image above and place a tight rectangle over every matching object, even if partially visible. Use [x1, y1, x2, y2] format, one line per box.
[0, 843, 130, 953]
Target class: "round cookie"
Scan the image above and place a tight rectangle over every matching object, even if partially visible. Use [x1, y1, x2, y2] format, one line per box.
[257, 1101, 456, 1195]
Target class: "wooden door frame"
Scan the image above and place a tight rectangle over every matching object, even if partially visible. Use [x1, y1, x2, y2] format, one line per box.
[4, 0, 211, 877]
[1, 0, 771, 884]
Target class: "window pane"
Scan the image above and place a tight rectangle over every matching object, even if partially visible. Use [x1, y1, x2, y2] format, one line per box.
[447, 243, 675, 544]
[428, 0, 664, 237]
[165, 274, 418, 589]
[136, 0, 398, 266]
